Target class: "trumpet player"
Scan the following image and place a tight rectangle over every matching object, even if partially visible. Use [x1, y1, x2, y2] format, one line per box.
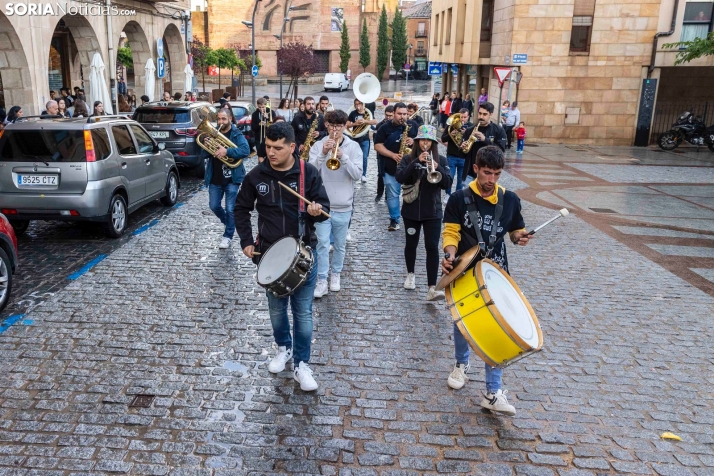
[201, 109, 251, 249]
[346, 98, 377, 184]
[317, 96, 330, 115]
[460, 102, 506, 188]
[308, 110, 363, 298]
[395, 125, 451, 299]
[251, 97, 276, 152]
[374, 102, 418, 232]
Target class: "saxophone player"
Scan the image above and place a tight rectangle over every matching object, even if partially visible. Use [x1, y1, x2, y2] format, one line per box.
[291, 96, 327, 155]
[373, 102, 418, 231]
[251, 97, 276, 153]
[200, 109, 251, 249]
[460, 102, 506, 189]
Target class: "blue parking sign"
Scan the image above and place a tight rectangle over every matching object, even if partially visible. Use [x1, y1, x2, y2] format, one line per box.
[157, 57, 165, 79]
[428, 62, 442, 75]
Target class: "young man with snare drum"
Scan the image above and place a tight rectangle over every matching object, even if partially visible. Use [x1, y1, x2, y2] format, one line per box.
[441, 145, 532, 416]
[234, 122, 330, 391]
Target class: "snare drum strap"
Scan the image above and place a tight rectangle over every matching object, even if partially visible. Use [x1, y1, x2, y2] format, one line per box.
[464, 188, 504, 258]
[298, 158, 306, 239]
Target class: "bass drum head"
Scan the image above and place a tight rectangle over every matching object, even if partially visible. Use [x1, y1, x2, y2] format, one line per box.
[257, 237, 299, 285]
[480, 261, 539, 349]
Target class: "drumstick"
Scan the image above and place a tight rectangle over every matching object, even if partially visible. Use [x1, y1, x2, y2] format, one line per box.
[528, 208, 569, 235]
[277, 182, 332, 218]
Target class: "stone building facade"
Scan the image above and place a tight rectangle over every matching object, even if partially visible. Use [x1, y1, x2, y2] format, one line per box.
[192, 0, 399, 79]
[0, 0, 188, 115]
[404, 0, 431, 78]
[430, 0, 714, 146]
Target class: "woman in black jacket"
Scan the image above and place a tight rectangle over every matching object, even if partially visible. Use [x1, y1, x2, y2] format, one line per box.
[395, 124, 452, 301]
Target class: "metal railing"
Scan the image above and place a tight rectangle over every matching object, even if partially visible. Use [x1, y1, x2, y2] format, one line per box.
[415, 48, 427, 56]
[649, 101, 713, 145]
[415, 30, 428, 38]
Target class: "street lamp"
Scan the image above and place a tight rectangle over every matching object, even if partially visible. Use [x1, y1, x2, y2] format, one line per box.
[243, 0, 262, 105]
[406, 43, 413, 88]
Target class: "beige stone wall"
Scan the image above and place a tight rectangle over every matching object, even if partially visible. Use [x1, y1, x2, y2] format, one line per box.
[429, 0, 482, 65]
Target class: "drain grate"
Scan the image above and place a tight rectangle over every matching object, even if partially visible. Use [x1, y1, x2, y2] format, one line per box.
[129, 395, 155, 408]
[590, 208, 618, 214]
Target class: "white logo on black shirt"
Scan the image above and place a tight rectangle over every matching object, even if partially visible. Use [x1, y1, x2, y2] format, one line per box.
[257, 182, 269, 196]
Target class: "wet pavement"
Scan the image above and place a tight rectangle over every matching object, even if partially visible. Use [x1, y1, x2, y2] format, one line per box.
[1, 128, 714, 475]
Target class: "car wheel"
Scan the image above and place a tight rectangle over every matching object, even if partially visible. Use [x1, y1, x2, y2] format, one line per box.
[160, 171, 179, 206]
[195, 158, 207, 179]
[338, 85, 343, 92]
[0, 247, 13, 312]
[8, 220, 30, 235]
[104, 194, 127, 238]
[658, 132, 679, 151]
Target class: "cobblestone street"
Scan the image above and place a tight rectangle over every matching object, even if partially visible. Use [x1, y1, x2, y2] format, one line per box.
[1, 146, 714, 475]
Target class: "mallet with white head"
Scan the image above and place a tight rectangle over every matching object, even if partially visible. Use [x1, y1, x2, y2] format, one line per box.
[527, 208, 569, 236]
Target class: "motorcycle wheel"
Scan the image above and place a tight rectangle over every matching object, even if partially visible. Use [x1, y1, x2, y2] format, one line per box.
[658, 132, 679, 151]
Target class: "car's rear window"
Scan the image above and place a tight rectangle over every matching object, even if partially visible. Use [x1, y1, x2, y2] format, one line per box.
[0, 130, 87, 162]
[133, 109, 191, 124]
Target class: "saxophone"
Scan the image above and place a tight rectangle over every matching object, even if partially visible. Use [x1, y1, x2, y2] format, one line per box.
[397, 122, 411, 162]
[300, 116, 319, 161]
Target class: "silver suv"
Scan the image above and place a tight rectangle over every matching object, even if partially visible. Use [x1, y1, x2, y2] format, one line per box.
[0, 116, 180, 238]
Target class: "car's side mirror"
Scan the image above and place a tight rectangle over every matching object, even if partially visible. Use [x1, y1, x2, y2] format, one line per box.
[158, 142, 166, 151]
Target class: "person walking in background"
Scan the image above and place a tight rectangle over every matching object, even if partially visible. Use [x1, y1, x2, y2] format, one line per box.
[478, 88, 488, 105]
[439, 93, 451, 130]
[57, 99, 71, 118]
[451, 93, 463, 115]
[5, 106, 22, 124]
[91, 101, 106, 117]
[140, 95, 150, 106]
[72, 100, 89, 118]
[118, 77, 127, 97]
[462, 94, 474, 116]
[515, 121, 527, 154]
[503, 101, 520, 150]
[118, 95, 132, 113]
[429, 93, 440, 125]
[374, 105, 394, 203]
[275, 98, 294, 123]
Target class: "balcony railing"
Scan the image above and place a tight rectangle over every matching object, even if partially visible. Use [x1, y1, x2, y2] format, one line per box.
[415, 48, 427, 56]
[415, 30, 428, 38]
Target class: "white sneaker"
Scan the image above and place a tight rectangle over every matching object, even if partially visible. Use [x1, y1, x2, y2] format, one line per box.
[294, 362, 318, 391]
[329, 274, 341, 292]
[314, 279, 329, 298]
[219, 237, 232, 249]
[426, 286, 445, 301]
[268, 346, 293, 373]
[329, 244, 334, 252]
[404, 273, 416, 290]
[361, 176, 367, 183]
[447, 363, 470, 389]
[346, 232, 353, 242]
[480, 389, 516, 416]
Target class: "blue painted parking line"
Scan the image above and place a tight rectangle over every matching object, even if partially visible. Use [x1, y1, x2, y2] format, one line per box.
[173, 202, 185, 208]
[67, 254, 107, 281]
[0, 314, 26, 335]
[132, 219, 160, 236]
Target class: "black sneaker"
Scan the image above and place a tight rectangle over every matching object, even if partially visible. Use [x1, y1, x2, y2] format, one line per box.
[388, 219, 400, 231]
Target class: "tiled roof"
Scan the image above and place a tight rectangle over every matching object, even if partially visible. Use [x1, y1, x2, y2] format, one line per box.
[405, 0, 431, 19]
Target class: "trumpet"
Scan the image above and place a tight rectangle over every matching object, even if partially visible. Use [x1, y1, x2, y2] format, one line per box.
[426, 152, 442, 184]
[326, 131, 341, 170]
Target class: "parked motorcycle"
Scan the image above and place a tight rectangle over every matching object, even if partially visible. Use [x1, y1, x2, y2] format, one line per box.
[658, 109, 714, 152]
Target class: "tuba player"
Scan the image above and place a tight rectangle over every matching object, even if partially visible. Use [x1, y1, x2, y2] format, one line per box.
[200, 109, 251, 249]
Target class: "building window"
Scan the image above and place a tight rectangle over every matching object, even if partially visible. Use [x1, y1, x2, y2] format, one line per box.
[570, 0, 595, 53]
[434, 13, 439, 46]
[263, 6, 279, 31]
[416, 22, 426, 37]
[445, 8, 452, 45]
[480, 0, 494, 42]
[681, 2, 713, 42]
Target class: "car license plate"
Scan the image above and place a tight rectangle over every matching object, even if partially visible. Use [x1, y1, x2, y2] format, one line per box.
[17, 175, 58, 186]
[148, 131, 169, 139]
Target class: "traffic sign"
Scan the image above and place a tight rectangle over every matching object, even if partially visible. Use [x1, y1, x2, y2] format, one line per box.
[513, 54, 527, 64]
[157, 38, 164, 58]
[157, 57, 166, 79]
[251, 65, 259, 77]
[404, 63, 411, 71]
[428, 62, 442, 75]
[494, 67, 511, 87]
[451, 64, 458, 74]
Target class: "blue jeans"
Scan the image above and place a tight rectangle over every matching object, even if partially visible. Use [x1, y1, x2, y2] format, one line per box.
[463, 175, 474, 189]
[517, 139, 524, 153]
[383, 173, 401, 222]
[315, 210, 352, 280]
[358, 140, 370, 177]
[266, 256, 318, 366]
[447, 156, 464, 195]
[454, 323, 503, 393]
[209, 183, 239, 239]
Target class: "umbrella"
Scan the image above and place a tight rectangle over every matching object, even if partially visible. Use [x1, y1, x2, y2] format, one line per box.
[89, 52, 114, 114]
[145, 58, 156, 102]
[183, 63, 194, 96]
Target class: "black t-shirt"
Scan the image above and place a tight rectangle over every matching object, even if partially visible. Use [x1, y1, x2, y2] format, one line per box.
[347, 110, 370, 143]
[443, 186, 525, 273]
[210, 157, 233, 186]
[373, 120, 418, 176]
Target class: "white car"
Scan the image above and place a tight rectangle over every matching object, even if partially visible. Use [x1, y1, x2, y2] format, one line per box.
[323, 73, 350, 92]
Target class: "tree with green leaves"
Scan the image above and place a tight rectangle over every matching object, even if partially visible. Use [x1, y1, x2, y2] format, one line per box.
[359, 18, 371, 72]
[214, 47, 241, 89]
[339, 19, 351, 73]
[391, 6, 408, 73]
[191, 39, 214, 93]
[663, 33, 714, 65]
[376, 4, 390, 80]
[117, 46, 133, 69]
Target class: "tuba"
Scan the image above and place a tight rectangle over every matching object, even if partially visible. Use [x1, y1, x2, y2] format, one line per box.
[345, 73, 381, 139]
[195, 118, 244, 168]
[446, 113, 464, 146]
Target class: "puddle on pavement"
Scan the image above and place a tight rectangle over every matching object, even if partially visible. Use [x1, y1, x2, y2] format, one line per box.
[222, 360, 249, 373]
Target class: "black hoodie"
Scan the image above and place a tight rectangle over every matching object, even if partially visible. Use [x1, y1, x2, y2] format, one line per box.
[234, 157, 330, 261]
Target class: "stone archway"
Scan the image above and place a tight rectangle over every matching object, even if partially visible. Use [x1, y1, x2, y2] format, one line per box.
[120, 21, 151, 94]
[0, 13, 34, 112]
[58, 15, 102, 87]
[163, 23, 185, 96]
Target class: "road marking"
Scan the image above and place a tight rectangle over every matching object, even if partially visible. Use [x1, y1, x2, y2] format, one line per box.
[67, 255, 107, 280]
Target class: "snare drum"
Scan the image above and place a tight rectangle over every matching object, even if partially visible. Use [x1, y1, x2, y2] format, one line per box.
[446, 258, 543, 368]
[257, 237, 314, 297]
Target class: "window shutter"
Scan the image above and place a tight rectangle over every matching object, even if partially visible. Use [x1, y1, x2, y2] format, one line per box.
[573, 0, 596, 16]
